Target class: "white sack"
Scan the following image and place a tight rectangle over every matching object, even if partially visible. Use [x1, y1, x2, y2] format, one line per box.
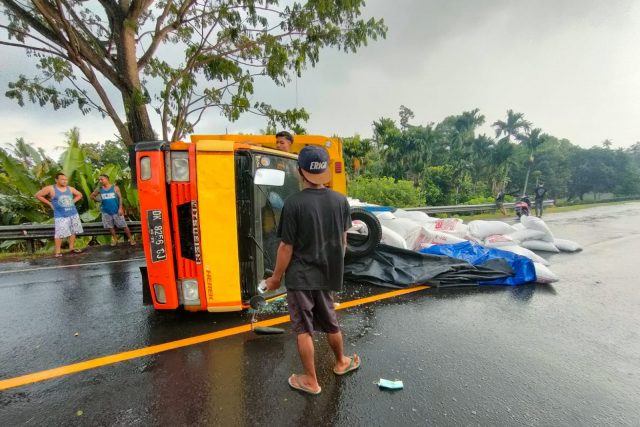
[393, 209, 437, 223]
[379, 217, 419, 237]
[534, 262, 559, 283]
[520, 215, 554, 242]
[380, 225, 408, 249]
[468, 220, 515, 239]
[507, 229, 547, 243]
[376, 211, 396, 220]
[512, 222, 526, 231]
[421, 230, 466, 246]
[403, 226, 432, 250]
[347, 220, 368, 235]
[484, 234, 517, 248]
[553, 238, 583, 252]
[498, 245, 550, 266]
[424, 218, 469, 238]
[520, 239, 560, 253]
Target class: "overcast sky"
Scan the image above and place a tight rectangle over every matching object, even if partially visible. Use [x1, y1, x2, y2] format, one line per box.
[1, 0, 639, 157]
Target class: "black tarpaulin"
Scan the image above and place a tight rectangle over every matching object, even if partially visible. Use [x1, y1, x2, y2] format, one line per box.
[344, 244, 513, 288]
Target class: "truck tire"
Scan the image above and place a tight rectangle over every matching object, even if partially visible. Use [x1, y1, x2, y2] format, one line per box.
[346, 208, 382, 259]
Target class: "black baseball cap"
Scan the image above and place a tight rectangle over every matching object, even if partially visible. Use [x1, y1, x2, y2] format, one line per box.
[298, 145, 331, 185]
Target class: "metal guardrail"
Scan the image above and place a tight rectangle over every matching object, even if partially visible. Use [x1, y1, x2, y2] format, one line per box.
[0, 221, 142, 253]
[0, 200, 555, 250]
[404, 200, 555, 214]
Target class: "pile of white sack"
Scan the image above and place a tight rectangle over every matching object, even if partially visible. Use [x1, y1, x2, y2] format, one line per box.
[347, 198, 581, 284]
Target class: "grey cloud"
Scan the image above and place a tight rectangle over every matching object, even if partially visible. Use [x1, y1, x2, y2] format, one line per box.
[1, 0, 639, 152]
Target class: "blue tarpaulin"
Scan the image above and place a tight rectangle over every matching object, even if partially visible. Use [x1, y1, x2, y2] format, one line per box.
[419, 241, 536, 285]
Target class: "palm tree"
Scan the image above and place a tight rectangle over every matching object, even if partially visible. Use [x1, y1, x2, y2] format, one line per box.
[519, 128, 546, 196]
[492, 110, 531, 143]
[489, 139, 515, 194]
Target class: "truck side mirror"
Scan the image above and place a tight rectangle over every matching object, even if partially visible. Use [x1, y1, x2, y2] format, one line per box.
[254, 168, 285, 186]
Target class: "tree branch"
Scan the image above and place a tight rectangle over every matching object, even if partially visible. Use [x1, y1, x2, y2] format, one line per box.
[0, 40, 68, 59]
[138, 0, 196, 70]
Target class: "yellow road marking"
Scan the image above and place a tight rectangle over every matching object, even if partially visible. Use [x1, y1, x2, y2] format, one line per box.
[0, 285, 429, 391]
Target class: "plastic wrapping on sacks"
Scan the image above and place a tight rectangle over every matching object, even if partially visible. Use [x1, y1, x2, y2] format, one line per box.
[468, 220, 515, 239]
[420, 241, 536, 286]
[520, 239, 560, 253]
[533, 262, 559, 283]
[520, 215, 554, 242]
[344, 243, 514, 288]
[498, 245, 550, 266]
[553, 238, 583, 252]
[507, 228, 547, 243]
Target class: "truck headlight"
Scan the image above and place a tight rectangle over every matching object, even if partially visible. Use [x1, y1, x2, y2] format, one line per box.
[140, 156, 151, 180]
[171, 151, 189, 182]
[180, 279, 200, 304]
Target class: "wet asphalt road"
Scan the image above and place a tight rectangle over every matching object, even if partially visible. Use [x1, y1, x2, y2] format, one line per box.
[1, 203, 640, 426]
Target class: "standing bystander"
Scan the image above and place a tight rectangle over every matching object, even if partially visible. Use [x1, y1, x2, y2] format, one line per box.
[265, 146, 360, 395]
[35, 172, 84, 257]
[90, 174, 134, 246]
[534, 182, 547, 217]
[495, 188, 507, 216]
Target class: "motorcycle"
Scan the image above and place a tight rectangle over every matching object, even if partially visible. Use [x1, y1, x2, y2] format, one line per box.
[514, 195, 531, 218]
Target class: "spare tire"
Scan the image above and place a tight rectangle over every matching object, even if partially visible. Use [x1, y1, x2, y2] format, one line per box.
[346, 208, 382, 259]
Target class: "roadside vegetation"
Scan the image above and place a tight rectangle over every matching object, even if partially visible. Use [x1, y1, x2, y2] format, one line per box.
[343, 107, 640, 207]
[0, 129, 136, 253]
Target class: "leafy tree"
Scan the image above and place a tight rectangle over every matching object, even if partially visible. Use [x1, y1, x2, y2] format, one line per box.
[1, 1, 387, 146]
[82, 140, 129, 170]
[348, 176, 425, 208]
[0, 141, 56, 225]
[488, 139, 515, 194]
[399, 105, 414, 129]
[492, 109, 530, 144]
[517, 127, 547, 196]
[290, 123, 307, 136]
[342, 134, 372, 176]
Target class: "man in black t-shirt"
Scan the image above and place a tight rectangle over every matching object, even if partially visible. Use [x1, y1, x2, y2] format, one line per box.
[495, 188, 507, 216]
[534, 182, 547, 217]
[265, 145, 360, 395]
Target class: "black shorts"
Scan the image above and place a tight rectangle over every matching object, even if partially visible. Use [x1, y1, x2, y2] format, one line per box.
[286, 290, 340, 335]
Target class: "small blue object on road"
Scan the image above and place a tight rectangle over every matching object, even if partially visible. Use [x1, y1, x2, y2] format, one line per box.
[377, 379, 404, 390]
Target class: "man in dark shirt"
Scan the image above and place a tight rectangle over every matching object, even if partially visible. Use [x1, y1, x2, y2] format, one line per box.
[495, 188, 507, 216]
[265, 145, 360, 395]
[534, 182, 547, 217]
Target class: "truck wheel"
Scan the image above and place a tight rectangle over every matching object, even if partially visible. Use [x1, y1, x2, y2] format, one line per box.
[346, 208, 382, 259]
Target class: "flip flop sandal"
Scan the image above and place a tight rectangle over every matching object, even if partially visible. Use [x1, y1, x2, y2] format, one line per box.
[54, 253, 63, 257]
[71, 249, 83, 254]
[288, 374, 321, 395]
[334, 354, 361, 375]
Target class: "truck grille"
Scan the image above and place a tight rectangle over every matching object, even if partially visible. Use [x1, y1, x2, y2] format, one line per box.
[170, 183, 198, 279]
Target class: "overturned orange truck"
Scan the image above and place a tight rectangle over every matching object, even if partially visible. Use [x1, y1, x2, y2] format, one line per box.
[136, 135, 347, 312]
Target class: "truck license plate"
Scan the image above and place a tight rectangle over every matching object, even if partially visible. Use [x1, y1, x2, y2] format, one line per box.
[147, 209, 167, 263]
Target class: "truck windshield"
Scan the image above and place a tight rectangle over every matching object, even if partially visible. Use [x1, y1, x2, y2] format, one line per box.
[253, 154, 301, 277]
